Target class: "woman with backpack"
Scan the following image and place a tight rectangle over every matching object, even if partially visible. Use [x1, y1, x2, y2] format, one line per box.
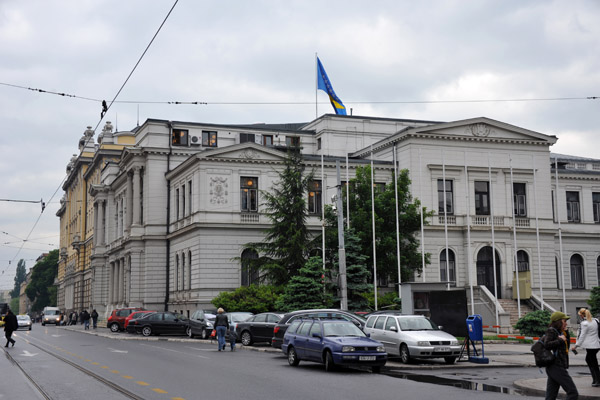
[544, 311, 578, 400]
[571, 308, 600, 387]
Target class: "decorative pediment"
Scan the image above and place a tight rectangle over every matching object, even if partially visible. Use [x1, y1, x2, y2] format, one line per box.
[199, 142, 288, 162]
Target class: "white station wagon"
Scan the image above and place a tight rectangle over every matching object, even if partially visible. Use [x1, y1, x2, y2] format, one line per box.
[364, 313, 461, 364]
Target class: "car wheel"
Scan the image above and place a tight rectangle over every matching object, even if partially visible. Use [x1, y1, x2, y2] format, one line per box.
[201, 329, 209, 340]
[241, 331, 253, 346]
[372, 366, 381, 373]
[186, 327, 194, 338]
[324, 351, 336, 372]
[444, 356, 457, 364]
[287, 347, 300, 366]
[109, 323, 120, 333]
[141, 326, 152, 337]
[42, 323, 45, 326]
[400, 344, 412, 364]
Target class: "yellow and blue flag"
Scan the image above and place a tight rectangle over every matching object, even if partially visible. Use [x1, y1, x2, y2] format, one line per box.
[317, 57, 346, 115]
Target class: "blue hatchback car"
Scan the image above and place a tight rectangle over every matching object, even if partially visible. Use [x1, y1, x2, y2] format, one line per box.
[282, 319, 387, 372]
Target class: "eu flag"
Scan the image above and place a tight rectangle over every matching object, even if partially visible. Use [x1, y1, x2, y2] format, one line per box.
[317, 57, 347, 115]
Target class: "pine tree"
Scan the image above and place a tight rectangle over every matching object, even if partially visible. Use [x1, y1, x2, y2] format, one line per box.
[25, 250, 58, 311]
[343, 229, 371, 311]
[243, 150, 314, 285]
[276, 256, 329, 312]
[10, 259, 27, 299]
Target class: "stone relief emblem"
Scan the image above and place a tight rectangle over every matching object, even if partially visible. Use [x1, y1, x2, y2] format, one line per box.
[241, 149, 259, 159]
[466, 123, 494, 137]
[210, 177, 228, 204]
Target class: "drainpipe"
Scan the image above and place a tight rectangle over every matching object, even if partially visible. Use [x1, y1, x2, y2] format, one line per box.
[165, 121, 173, 311]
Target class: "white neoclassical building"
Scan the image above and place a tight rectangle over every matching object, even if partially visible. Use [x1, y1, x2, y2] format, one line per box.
[69, 114, 599, 330]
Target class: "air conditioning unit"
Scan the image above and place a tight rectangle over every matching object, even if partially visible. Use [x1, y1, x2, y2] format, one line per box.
[190, 135, 201, 146]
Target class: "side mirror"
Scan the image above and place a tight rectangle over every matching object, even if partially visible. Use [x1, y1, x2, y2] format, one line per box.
[312, 332, 322, 339]
[438, 325, 444, 330]
[390, 326, 398, 332]
[366, 333, 371, 338]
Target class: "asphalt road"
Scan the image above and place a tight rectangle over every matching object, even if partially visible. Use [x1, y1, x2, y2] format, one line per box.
[2, 324, 554, 400]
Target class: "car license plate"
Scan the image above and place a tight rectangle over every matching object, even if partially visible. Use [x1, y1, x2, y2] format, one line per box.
[435, 347, 450, 352]
[359, 356, 376, 361]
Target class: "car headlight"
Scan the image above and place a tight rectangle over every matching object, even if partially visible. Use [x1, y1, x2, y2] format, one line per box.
[206, 321, 213, 328]
[376, 346, 385, 352]
[417, 341, 430, 346]
[450, 340, 458, 345]
[342, 346, 356, 352]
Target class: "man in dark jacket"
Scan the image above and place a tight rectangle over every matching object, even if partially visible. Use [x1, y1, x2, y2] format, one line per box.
[4, 309, 18, 347]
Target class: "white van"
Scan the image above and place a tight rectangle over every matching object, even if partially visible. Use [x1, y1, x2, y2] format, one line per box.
[42, 306, 61, 326]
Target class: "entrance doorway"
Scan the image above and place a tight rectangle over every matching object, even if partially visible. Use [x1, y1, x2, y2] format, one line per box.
[476, 246, 502, 299]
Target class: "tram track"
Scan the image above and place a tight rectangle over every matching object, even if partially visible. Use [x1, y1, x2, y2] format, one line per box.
[7, 336, 145, 400]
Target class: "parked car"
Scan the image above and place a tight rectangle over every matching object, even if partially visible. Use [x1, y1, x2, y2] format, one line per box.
[271, 309, 367, 349]
[364, 313, 461, 364]
[236, 312, 283, 346]
[225, 312, 254, 338]
[16, 315, 32, 330]
[282, 319, 387, 372]
[131, 311, 189, 337]
[107, 307, 144, 332]
[124, 310, 155, 333]
[187, 309, 215, 339]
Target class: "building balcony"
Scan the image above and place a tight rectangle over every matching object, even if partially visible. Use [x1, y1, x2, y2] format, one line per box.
[430, 215, 534, 229]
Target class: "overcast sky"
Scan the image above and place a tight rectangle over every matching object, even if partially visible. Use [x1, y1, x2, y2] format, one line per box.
[1, 0, 599, 290]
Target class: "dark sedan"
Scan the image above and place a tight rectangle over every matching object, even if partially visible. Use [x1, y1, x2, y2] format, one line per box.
[130, 312, 189, 337]
[271, 309, 367, 349]
[235, 312, 283, 346]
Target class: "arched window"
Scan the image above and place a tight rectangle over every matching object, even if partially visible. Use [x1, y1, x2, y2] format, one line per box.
[440, 249, 456, 286]
[570, 254, 584, 289]
[175, 254, 179, 291]
[187, 250, 192, 290]
[555, 257, 561, 289]
[517, 250, 530, 272]
[241, 249, 259, 286]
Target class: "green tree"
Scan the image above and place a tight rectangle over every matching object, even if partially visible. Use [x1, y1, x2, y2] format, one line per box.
[9, 297, 19, 313]
[276, 256, 330, 312]
[25, 250, 58, 312]
[243, 150, 315, 285]
[10, 259, 27, 298]
[211, 284, 283, 313]
[588, 286, 600, 316]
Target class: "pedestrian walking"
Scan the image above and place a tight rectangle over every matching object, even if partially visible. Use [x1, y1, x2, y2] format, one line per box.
[3, 309, 18, 347]
[81, 310, 91, 330]
[91, 309, 98, 329]
[571, 308, 600, 387]
[544, 311, 578, 400]
[214, 308, 229, 351]
[228, 325, 237, 351]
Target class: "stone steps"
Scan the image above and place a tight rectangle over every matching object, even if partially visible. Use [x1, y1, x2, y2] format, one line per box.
[498, 299, 534, 329]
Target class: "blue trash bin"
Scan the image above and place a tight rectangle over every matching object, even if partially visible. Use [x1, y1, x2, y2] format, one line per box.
[466, 314, 483, 341]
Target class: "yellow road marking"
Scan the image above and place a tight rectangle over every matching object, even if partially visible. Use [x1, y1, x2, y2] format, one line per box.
[171, 398, 186, 400]
[136, 381, 150, 386]
[91, 362, 99, 365]
[84, 359, 91, 362]
[101, 366, 109, 369]
[110, 370, 120, 374]
[152, 388, 168, 394]
[122, 375, 133, 379]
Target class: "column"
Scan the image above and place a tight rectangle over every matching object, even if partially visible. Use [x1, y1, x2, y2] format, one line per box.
[118, 259, 124, 303]
[126, 172, 133, 228]
[108, 263, 114, 304]
[132, 167, 141, 225]
[93, 203, 98, 246]
[98, 200, 105, 245]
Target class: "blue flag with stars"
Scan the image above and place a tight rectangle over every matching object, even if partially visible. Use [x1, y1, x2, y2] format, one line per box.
[317, 57, 347, 115]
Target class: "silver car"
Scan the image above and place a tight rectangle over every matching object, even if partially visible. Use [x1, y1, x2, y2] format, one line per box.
[364, 314, 461, 364]
[17, 314, 32, 330]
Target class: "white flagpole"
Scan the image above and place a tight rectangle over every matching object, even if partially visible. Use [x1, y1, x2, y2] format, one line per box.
[554, 157, 567, 312]
[346, 153, 350, 229]
[419, 149, 426, 281]
[464, 152, 474, 314]
[315, 53, 318, 118]
[371, 144, 378, 310]
[394, 144, 401, 298]
[442, 151, 450, 290]
[532, 155, 544, 309]
[488, 153, 499, 334]
[510, 155, 521, 318]
[322, 153, 326, 273]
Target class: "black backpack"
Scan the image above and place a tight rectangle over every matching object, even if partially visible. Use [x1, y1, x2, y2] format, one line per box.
[531, 329, 559, 368]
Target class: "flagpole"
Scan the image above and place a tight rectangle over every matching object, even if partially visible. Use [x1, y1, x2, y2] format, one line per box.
[442, 151, 450, 290]
[510, 155, 521, 318]
[554, 157, 567, 312]
[394, 144, 401, 298]
[321, 153, 326, 274]
[532, 155, 544, 309]
[346, 153, 350, 229]
[488, 153, 499, 334]
[419, 149, 426, 281]
[315, 53, 318, 118]
[464, 152, 474, 314]
[371, 144, 378, 310]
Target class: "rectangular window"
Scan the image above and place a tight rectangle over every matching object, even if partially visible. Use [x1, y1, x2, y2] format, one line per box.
[513, 183, 527, 217]
[182, 184, 186, 217]
[317, 138, 322, 150]
[175, 188, 180, 219]
[566, 191, 580, 222]
[308, 180, 322, 214]
[474, 181, 490, 215]
[286, 136, 300, 147]
[172, 129, 189, 146]
[240, 133, 255, 143]
[188, 180, 192, 216]
[437, 179, 454, 215]
[263, 135, 273, 147]
[241, 177, 258, 212]
[202, 131, 217, 147]
[593, 193, 600, 223]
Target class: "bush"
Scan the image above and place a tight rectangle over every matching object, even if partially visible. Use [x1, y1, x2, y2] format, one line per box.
[587, 287, 600, 317]
[211, 285, 283, 314]
[514, 309, 551, 337]
[360, 291, 401, 312]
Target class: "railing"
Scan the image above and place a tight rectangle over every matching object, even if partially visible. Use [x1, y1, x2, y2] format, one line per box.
[472, 216, 505, 226]
[529, 293, 557, 313]
[437, 215, 456, 225]
[240, 213, 259, 223]
[515, 218, 530, 228]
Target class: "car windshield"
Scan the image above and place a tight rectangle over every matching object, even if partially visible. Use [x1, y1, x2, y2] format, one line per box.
[45, 310, 60, 316]
[398, 317, 438, 331]
[323, 322, 367, 337]
[229, 313, 252, 323]
[17, 315, 29, 320]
